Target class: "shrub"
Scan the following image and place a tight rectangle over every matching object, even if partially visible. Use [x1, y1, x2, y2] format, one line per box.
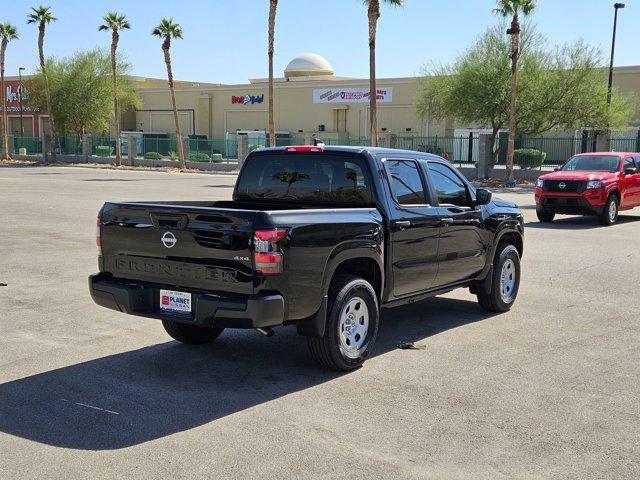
[188, 152, 211, 162]
[210, 153, 223, 163]
[144, 151, 163, 160]
[94, 145, 113, 157]
[514, 148, 546, 169]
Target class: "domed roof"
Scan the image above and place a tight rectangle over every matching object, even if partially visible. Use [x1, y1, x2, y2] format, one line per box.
[284, 53, 334, 78]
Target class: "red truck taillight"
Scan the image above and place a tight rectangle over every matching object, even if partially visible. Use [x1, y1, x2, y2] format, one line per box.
[253, 228, 287, 275]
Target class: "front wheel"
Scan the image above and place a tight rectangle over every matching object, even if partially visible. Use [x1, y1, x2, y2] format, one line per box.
[162, 320, 224, 344]
[599, 194, 618, 226]
[536, 209, 555, 223]
[307, 275, 379, 371]
[477, 244, 521, 312]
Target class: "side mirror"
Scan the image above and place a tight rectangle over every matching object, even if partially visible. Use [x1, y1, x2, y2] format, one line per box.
[475, 188, 492, 206]
[624, 167, 637, 175]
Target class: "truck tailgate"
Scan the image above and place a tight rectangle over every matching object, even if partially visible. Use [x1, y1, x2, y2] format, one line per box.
[99, 202, 257, 294]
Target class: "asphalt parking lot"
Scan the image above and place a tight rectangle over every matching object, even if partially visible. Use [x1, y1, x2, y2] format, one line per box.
[1, 165, 639, 479]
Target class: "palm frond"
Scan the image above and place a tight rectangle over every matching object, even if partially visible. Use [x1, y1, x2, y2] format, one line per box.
[152, 18, 183, 39]
[99, 12, 130, 32]
[494, 0, 536, 17]
[0, 22, 19, 40]
[362, 0, 404, 6]
[26, 5, 56, 24]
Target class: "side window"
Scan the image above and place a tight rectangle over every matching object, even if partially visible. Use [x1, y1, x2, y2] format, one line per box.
[386, 159, 427, 205]
[427, 162, 470, 208]
[624, 157, 635, 171]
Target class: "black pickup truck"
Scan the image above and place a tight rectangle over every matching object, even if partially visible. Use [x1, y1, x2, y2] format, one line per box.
[90, 145, 524, 370]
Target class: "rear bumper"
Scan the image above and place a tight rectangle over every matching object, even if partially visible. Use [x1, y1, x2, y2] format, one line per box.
[536, 196, 605, 215]
[89, 273, 285, 329]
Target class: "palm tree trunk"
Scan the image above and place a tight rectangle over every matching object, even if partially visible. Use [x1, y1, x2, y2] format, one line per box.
[38, 24, 56, 160]
[505, 12, 520, 184]
[0, 39, 9, 161]
[368, 1, 379, 147]
[111, 31, 122, 167]
[268, 0, 278, 148]
[163, 40, 186, 169]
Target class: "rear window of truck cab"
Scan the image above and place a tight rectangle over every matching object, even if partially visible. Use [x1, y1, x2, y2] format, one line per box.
[234, 153, 373, 205]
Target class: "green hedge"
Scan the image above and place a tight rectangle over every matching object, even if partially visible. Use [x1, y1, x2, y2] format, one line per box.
[144, 151, 163, 160]
[188, 152, 211, 162]
[95, 145, 113, 157]
[514, 148, 546, 169]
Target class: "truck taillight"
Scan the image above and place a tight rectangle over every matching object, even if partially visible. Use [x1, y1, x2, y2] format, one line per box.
[253, 228, 287, 275]
[96, 217, 102, 253]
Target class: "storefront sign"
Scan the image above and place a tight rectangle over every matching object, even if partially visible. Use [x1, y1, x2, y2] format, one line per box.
[231, 94, 264, 105]
[313, 87, 393, 104]
[3, 82, 38, 112]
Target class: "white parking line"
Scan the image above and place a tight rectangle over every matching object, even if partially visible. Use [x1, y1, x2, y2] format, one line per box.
[61, 398, 120, 415]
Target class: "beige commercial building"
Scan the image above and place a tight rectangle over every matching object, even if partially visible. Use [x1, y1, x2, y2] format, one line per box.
[126, 53, 640, 145]
[126, 53, 453, 142]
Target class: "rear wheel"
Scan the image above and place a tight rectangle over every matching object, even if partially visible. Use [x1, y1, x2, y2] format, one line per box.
[307, 275, 379, 371]
[536, 209, 555, 223]
[477, 244, 521, 312]
[162, 320, 224, 344]
[599, 194, 618, 226]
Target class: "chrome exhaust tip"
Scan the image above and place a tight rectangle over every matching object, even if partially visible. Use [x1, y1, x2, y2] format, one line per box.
[256, 327, 275, 337]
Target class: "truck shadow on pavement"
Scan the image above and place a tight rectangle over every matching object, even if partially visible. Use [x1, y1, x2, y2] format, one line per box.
[0, 296, 496, 451]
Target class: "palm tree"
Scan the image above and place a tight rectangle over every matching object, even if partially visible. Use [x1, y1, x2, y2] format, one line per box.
[267, 0, 278, 147]
[494, 0, 536, 185]
[0, 23, 18, 161]
[152, 18, 186, 170]
[99, 12, 130, 167]
[362, 0, 403, 147]
[27, 5, 57, 159]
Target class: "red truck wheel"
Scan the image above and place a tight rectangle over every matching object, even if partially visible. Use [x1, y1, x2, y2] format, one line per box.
[599, 194, 619, 226]
[536, 209, 555, 223]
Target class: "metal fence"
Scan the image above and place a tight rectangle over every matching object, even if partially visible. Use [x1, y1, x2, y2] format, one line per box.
[514, 137, 578, 166]
[10, 136, 43, 155]
[4, 133, 639, 168]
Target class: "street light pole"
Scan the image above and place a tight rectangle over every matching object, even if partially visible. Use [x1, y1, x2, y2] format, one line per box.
[18, 67, 25, 137]
[607, 3, 625, 105]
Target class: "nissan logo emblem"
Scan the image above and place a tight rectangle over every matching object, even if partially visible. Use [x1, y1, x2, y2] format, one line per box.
[161, 232, 177, 248]
[558, 182, 566, 189]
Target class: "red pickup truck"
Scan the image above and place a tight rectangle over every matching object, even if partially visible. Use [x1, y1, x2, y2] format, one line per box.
[535, 152, 640, 225]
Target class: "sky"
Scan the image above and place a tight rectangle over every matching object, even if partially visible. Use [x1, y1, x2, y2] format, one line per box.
[2, 0, 638, 84]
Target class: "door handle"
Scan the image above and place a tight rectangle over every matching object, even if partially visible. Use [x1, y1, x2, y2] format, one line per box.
[394, 220, 411, 230]
[441, 217, 454, 226]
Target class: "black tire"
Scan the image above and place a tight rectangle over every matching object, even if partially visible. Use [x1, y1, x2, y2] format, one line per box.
[536, 209, 555, 223]
[162, 320, 224, 345]
[477, 244, 521, 313]
[307, 275, 379, 371]
[599, 194, 619, 226]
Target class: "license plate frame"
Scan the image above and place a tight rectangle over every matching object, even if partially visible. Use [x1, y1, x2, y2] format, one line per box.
[160, 289, 192, 315]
